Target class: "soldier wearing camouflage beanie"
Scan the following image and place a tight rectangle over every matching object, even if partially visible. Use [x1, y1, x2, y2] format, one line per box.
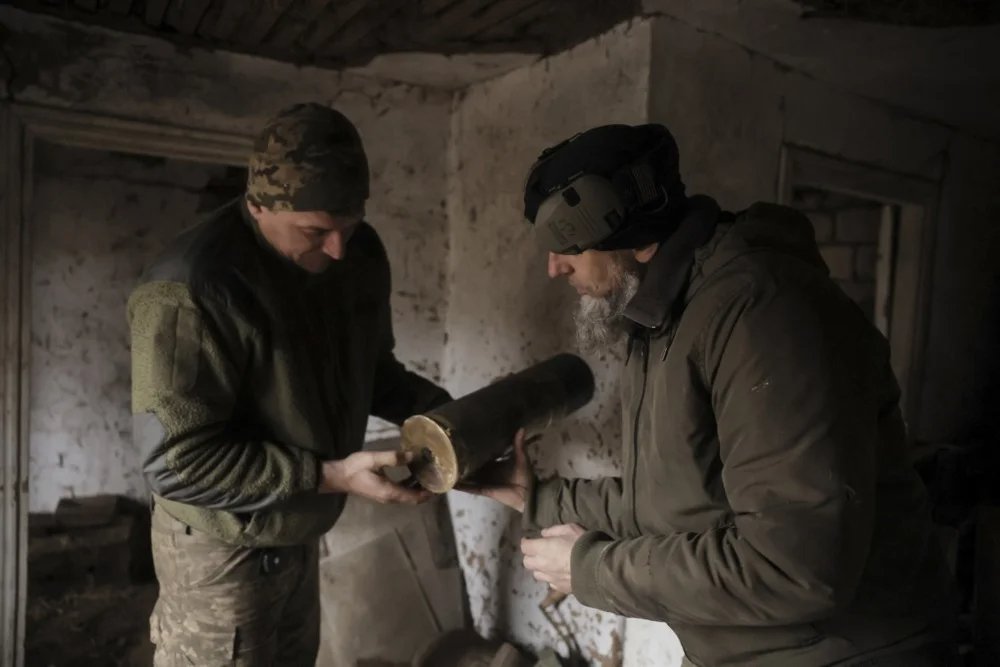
[247, 103, 369, 216]
[243, 103, 371, 273]
[128, 103, 451, 665]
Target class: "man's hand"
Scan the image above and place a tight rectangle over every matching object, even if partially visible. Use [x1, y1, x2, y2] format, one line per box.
[521, 523, 586, 594]
[455, 428, 533, 512]
[319, 450, 432, 505]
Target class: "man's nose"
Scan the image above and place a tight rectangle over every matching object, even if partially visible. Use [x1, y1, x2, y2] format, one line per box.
[547, 252, 572, 279]
[322, 231, 346, 260]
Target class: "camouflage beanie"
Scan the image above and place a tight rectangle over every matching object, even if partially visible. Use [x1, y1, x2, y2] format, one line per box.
[247, 103, 369, 215]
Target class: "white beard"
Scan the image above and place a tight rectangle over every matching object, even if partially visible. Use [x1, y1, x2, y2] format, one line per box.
[574, 269, 640, 353]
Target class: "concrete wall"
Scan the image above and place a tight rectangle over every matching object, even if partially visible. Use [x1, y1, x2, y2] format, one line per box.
[442, 19, 651, 665]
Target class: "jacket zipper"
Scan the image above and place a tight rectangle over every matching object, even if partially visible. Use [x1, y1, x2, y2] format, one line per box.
[629, 333, 650, 536]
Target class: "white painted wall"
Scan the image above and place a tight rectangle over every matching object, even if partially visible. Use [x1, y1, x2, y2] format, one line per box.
[442, 19, 651, 665]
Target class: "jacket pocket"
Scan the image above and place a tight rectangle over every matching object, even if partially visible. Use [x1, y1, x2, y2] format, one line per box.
[151, 508, 260, 589]
[150, 597, 240, 665]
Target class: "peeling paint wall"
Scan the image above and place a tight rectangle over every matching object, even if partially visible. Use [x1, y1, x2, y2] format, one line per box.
[443, 19, 651, 665]
[3, 7, 452, 458]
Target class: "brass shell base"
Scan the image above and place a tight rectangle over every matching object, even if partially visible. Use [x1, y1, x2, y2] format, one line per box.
[400, 414, 459, 493]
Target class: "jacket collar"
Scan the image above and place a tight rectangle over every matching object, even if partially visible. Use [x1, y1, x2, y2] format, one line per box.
[624, 195, 723, 332]
[239, 197, 294, 268]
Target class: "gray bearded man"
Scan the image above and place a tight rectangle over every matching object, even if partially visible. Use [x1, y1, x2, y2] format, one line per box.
[572, 250, 641, 352]
[464, 124, 958, 666]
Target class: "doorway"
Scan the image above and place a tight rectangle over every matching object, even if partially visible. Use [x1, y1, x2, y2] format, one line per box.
[780, 145, 938, 425]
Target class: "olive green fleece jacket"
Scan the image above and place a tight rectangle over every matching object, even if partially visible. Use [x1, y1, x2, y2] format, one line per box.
[526, 199, 955, 666]
[128, 200, 450, 546]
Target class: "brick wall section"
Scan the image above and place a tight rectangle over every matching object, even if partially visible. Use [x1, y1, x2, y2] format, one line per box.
[793, 187, 882, 320]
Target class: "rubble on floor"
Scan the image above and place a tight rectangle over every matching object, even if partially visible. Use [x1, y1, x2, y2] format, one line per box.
[26, 494, 155, 666]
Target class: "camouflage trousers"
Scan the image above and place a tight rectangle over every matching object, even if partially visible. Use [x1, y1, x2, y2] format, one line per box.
[149, 504, 320, 666]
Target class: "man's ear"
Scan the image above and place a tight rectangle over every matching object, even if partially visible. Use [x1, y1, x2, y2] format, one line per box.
[245, 198, 263, 218]
[633, 243, 659, 264]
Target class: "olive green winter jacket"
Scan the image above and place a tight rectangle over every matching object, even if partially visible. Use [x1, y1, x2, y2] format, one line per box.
[128, 200, 450, 546]
[527, 197, 954, 666]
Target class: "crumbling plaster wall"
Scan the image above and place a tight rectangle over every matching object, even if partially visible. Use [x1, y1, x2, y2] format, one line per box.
[442, 19, 652, 665]
[1, 7, 452, 450]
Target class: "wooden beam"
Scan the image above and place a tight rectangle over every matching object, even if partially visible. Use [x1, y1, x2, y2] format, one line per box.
[165, 0, 214, 35]
[297, 0, 368, 53]
[264, 0, 332, 50]
[461, 0, 547, 38]
[473, 0, 554, 40]
[11, 103, 253, 166]
[107, 0, 134, 14]
[316, 0, 408, 57]
[0, 102, 29, 667]
[235, 0, 296, 46]
[412, 0, 543, 45]
[419, 0, 468, 17]
[53, 495, 122, 529]
[143, 0, 170, 26]
[197, 0, 250, 41]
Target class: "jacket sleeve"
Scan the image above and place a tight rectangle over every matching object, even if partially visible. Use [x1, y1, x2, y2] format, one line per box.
[129, 281, 318, 512]
[525, 476, 627, 538]
[369, 316, 452, 426]
[571, 285, 882, 626]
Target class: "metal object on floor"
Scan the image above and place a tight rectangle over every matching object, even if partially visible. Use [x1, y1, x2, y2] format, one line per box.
[538, 589, 581, 661]
[401, 354, 595, 493]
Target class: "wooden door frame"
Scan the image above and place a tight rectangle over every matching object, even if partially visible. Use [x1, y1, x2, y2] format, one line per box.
[777, 144, 942, 428]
